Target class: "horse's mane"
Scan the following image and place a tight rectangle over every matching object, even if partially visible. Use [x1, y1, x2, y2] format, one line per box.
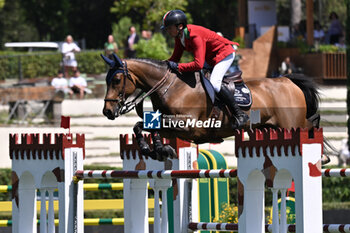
[129, 58, 167, 70]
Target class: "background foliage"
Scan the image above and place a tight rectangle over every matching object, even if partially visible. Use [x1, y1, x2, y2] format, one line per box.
[0, 51, 106, 80]
[134, 33, 170, 60]
[110, 0, 189, 31]
[0, 0, 347, 49]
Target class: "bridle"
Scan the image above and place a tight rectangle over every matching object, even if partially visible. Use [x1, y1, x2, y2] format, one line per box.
[104, 60, 171, 116]
[104, 61, 131, 107]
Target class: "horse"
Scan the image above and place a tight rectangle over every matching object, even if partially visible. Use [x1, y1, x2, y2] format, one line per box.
[101, 54, 320, 161]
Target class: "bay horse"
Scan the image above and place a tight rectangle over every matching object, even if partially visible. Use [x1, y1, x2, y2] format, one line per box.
[101, 54, 320, 160]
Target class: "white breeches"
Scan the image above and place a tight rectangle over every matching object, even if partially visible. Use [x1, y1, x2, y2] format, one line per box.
[209, 52, 235, 92]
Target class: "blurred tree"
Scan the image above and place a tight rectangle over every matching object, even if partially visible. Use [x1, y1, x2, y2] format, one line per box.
[21, 0, 70, 41]
[276, 0, 291, 26]
[317, 0, 346, 27]
[111, 0, 188, 31]
[67, 0, 115, 48]
[0, 0, 39, 48]
[187, 0, 238, 39]
[1, 0, 115, 48]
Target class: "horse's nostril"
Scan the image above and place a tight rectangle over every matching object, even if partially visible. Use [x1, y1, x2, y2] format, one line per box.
[107, 110, 113, 117]
[103, 109, 112, 117]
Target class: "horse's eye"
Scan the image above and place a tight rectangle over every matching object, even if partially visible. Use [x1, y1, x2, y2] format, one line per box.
[112, 76, 121, 85]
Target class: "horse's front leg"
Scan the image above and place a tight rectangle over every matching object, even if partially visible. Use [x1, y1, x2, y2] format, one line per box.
[133, 121, 152, 156]
[151, 131, 177, 161]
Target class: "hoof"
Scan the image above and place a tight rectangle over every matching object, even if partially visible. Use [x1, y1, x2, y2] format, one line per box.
[148, 145, 177, 161]
[321, 154, 331, 166]
[140, 144, 151, 156]
[162, 145, 177, 159]
[149, 151, 163, 161]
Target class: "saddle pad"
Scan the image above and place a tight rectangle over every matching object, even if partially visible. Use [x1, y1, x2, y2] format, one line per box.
[233, 82, 252, 110]
[201, 74, 216, 103]
[200, 74, 252, 110]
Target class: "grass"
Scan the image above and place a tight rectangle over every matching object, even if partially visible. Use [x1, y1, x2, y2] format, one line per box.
[320, 110, 347, 115]
[321, 98, 346, 102]
[320, 121, 347, 127]
[0, 111, 9, 124]
[323, 202, 350, 210]
[326, 136, 347, 140]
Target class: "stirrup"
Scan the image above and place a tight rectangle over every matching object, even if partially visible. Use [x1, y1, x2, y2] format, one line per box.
[232, 113, 249, 128]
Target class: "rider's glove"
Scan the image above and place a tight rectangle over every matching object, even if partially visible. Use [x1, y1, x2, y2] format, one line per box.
[167, 61, 179, 73]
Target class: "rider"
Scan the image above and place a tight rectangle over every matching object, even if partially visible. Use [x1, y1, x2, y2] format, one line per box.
[161, 9, 249, 128]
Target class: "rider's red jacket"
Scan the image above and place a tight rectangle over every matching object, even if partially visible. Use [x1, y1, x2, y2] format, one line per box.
[168, 24, 239, 73]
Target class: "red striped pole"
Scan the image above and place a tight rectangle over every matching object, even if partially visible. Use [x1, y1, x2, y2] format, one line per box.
[75, 169, 238, 180]
[188, 222, 350, 232]
[74, 168, 350, 180]
[322, 168, 350, 177]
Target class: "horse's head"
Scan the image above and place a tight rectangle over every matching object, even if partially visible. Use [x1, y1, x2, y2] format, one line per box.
[101, 53, 136, 120]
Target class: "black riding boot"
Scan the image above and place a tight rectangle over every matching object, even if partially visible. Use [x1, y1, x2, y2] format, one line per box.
[217, 85, 249, 128]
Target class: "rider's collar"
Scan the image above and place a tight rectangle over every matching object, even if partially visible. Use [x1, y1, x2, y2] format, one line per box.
[180, 27, 189, 47]
[184, 27, 189, 39]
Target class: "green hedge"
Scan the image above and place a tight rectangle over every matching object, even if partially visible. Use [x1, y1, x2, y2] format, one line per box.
[0, 50, 107, 80]
[0, 168, 11, 202]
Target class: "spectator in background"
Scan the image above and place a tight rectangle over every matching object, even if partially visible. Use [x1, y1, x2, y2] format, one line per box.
[51, 70, 73, 96]
[328, 12, 343, 44]
[124, 26, 139, 58]
[314, 21, 325, 44]
[104, 34, 118, 59]
[291, 23, 304, 41]
[141, 30, 152, 40]
[280, 56, 296, 75]
[69, 70, 91, 99]
[335, 36, 346, 50]
[61, 35, 81, 78]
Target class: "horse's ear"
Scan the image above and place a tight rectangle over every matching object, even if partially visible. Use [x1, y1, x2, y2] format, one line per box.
[112, 53, 123, 67]
[100, 54, 116, 68]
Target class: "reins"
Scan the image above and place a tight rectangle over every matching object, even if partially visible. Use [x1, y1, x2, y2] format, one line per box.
[104, 61, 171, 115]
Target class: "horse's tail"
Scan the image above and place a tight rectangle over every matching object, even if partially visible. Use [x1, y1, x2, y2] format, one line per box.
[284, 73, 320, 120]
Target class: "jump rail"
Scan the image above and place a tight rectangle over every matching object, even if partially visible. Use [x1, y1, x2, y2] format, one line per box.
[75, 169, 238, 180]
[322, 168, 350, 177]
[74, 168, 350, 180]
[188, 222, 350, 232]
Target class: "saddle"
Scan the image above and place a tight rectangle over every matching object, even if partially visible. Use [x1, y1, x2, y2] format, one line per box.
[200, 70, 252, 111]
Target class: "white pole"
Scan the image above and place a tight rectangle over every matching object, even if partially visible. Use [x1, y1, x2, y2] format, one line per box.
[153, 188, 161, 233]
[271, 188, 279, 233]
[280, 189, 287, 233]
[48, 188, 55, 233]
[161, 188, 169, 233]
[40, 189, 47, 233]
